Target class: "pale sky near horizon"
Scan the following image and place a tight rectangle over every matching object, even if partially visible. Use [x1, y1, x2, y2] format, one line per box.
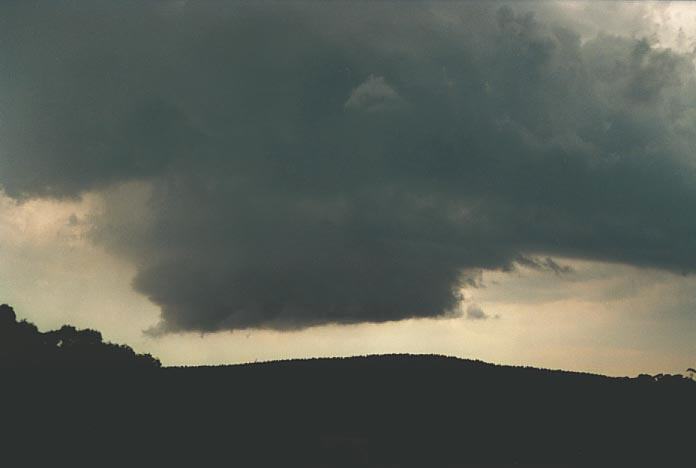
[1, 1, 696, 376]
[2, 182, 694, 376]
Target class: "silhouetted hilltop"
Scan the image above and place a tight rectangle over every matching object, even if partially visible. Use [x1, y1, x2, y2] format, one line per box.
[2, 303, 693, 467]
[175, 352, 695, 386]
[0, 304, 160, 369]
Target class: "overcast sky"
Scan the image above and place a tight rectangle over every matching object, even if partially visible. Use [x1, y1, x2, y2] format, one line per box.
[1, 1, 695, 376]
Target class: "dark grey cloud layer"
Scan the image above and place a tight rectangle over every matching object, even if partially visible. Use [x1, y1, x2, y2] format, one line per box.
[2, 2, 696, 332]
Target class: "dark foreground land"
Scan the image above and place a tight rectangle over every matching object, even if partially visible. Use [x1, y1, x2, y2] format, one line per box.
[2, 304, 694, 467]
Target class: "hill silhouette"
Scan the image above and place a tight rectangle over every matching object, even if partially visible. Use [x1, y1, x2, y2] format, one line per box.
[1, 303, 693, 467]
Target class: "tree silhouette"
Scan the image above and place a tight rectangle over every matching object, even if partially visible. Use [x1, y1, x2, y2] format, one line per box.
[0, 304, 160, 369]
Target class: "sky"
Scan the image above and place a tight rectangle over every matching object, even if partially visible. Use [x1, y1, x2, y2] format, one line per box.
[1, 1, 695, 376]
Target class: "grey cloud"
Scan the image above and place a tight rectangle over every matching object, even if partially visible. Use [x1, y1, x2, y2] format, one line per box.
[345, 75, 404, 112]
[67, 214, 80, 227]
[2, 2, 696, 332]
[516, 256, 574, 275]
[542, 258, 573, 276]
[466, 304, 492, 321]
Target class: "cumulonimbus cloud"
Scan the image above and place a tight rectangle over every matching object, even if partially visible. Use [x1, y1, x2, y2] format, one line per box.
[2, 2, 696, 332]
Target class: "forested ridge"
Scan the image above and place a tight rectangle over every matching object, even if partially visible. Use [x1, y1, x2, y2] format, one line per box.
[2, 303, 693, 467]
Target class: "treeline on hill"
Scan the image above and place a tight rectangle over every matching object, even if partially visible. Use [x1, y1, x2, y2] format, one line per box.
[2, 302, 695, 467]
[0, 303, 160, 369]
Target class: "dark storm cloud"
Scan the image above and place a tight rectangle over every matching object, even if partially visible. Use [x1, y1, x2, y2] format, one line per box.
[3, 2, 696, 332]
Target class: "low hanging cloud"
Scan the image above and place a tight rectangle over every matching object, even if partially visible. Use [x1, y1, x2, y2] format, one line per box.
[466, 304, 489, 321]
[2, 2, 696, 332]
[516, 256, 574, 275]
